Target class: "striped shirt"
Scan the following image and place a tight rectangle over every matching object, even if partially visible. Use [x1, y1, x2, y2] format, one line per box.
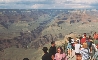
[80, 48, 89, 60]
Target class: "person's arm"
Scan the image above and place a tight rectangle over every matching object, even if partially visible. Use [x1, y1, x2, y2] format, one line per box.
[79, 48, 84, 55]
[51, 55, 55, 60]
[54, 53, 57, 60]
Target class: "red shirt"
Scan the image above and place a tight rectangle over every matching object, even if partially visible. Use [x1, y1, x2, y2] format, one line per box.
[80, 37, 86, 44]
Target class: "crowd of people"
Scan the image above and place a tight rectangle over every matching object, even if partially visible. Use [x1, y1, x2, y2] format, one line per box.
[42, 32, 98, 60]
[42, 41, 67, 60]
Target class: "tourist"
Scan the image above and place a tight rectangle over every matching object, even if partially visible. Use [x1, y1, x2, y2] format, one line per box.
[91, 42, 97, 58]
[92, 44, 98, 60]
[80, 34, 86, 45]
[88, 35, 93, 53]
[67, 37, 72, 57]
[42, 47, 52, 60]
[80, 43, 90, 60]
[49, 41, 56, 60]
[71, 38, 75, 59]
[93, 32, 98, 40]
[71, 38, 75, 50]
[75, 41, 81, 60]
[54, 46, 68, 60]
[76, 37, 80, 44]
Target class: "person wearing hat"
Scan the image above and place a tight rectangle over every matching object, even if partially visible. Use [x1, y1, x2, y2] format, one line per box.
[42, 47, 52, 60]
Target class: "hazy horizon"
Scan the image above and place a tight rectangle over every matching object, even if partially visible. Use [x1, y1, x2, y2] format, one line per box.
[0, 0, 98, 9]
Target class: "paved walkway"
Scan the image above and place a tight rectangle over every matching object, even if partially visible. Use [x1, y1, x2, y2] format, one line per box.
[67, 50, 76, 60]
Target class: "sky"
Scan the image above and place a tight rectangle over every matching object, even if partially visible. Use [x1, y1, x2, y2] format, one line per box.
[0, 0, 98, 9]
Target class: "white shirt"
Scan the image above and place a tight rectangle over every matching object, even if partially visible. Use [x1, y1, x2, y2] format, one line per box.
[75, 44, 81, 53]
[71, 39, 74, 43]
[92, 43, 97, 51]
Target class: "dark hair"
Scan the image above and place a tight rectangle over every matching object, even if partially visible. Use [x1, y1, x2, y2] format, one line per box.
[79, 36, 82, 40]
[57, 46, 63, 54]
[84, 33, 86, 37]
[68, 37, 72, 43]
[94, 32, 96, 34]
[23, 58, 29, 60]
[42, 47, 48, 53]
[89, 35, 93, 40]
[76, 40, 79, 44]
[51, 41, 55, 44]
[86, 37, 89, 40]
[84, 33, 86, 34]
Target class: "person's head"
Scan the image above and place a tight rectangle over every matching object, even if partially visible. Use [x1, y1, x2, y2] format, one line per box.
[51, 41, 55, 47]
[23, 58, 29, 60]
[88, 35, 91, 38]
[75, 40, 79, 44]
[68, 37, 72, 43]
[76, 37, 79, 39]
[83, 33, 86, 38]
[84, 33, 86, 35]
[57, 46, 63, 54]
[68, 37, 72, 40]
[91, 40, 94, 43]
[86, 37, 89, 40]
[94, 32, 96, 34]
[42, 47, 48, 53]
[82, 43, 88, 49]
[79, 36, 82, 40]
